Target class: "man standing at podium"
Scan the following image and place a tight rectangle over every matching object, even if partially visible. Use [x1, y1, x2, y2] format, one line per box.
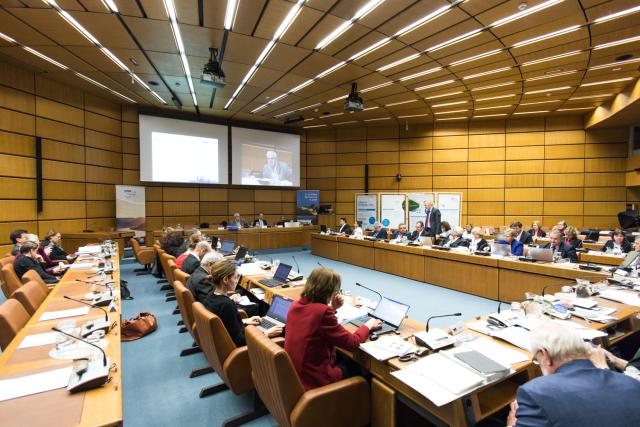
[423, 200, 441, 238]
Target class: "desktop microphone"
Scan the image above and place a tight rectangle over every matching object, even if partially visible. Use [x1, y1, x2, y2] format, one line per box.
[75, 280, 113, 296]
[355, 282, 382, 304]
[292, 255, 301, 274]
[64, 296, 109, 321]
[317, 261, 325, 268]
[426, 313, 461, 332]
[52, 327, 108, 366]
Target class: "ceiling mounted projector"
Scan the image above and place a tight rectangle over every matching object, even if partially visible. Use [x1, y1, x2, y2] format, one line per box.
[201, 47, 226, 88]
[344, 82, 363, 112]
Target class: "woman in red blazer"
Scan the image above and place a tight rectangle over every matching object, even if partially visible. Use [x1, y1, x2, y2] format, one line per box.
[284, 267, 381, 390]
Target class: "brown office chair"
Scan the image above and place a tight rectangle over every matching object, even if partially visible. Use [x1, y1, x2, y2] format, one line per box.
[1, 263, 23, 300]
[12, 280, 48, 315]
[20, 269, 51, 295]
[192, 302, 268, 425]
[0, 299, 30, 351]
[130, 238, 155, 275]
[245, 326, 370, 427]
[0, 255, 15, 298]
[173, 268, 190, 286]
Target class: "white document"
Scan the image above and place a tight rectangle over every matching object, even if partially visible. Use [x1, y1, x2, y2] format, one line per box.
[551, 320, 608, 340]
[69, 262, 96, 270]
[491, 326, 532, 352]
[18, 332, 58, 349]
[78, 246, 102, 254]
[0, 367, 72, 402]
[237, 296, 253, 306]
[465, 337, 529, 366]
[39, 307, 90, 322]
[250, 288, 265, 301]
[599, 290, 640, 307]
[573, 298, 598, 309]
[238, 263, 267, 276]
[392, 353, 484, 406]
[336, 304, 368, 325]
[359, 335, 416, 361]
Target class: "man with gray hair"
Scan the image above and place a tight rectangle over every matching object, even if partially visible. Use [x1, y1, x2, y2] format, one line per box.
[262, 150, 292, 184]
[186, 251, 223, 303]
[540, 228, 577, 262]
[443, 226, 469, 248]
[181, 241, 212, 275]
[507, 322, 640, 426]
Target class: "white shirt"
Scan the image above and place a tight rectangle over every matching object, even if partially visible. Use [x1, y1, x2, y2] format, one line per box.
[469, 238, 482, 252]
[352, 227, 363, 238]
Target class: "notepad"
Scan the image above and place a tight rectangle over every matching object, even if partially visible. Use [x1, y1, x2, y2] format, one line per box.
[39, 307, 90, 321]
[0, 367, 72, 402]
[18, 332, 58, 349]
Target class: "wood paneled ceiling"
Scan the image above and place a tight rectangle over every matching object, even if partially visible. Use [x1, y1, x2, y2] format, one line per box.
[0, 0, 639, 128]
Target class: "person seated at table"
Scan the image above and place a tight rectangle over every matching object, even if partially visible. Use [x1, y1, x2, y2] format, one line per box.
[442, 226, 470, 248]
[187, 251, 224, 302]
[180, 241, 212, 275]
[351, 220, 363, 239]
[202, 259, 281, 347]
[41, 229, 76, 262]
[253, 212, 268, 228]
[9, 228, 27, 256]
[540, 229, 577, 262]
[370, 222, 388, 239]
[602, 230, 632, 255]
[20, 234, 59, 273]
[391, 223, 410, 240]
[564, 226, 583, 250]
[511, 221, 533, 245]
[230, 212, 249, 229]
[590, 345, 640, 382]
[556, 220, 568, 234]
[285, 267, 381, 390]
[409, 221, 429, 241]
[13, 241, 61, 284]
[336, 217, 352, 235]
[528, 220, 546, 240]
[177, 229, 202, 255]
[276, 215, 288, 226]
[469, 227, 489, 252]
[496, 229, 524, 256]
[176, 234, 201, 269]
[160, 230, 185, 257]
[462, 223, 473, 240]
[438, 221, 452, 241]
[619, 239, 640, 268]
[506, 322, 640, 427]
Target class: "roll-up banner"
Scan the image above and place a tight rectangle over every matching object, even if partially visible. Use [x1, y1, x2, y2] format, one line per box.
[296, 190, 320, 224]
[115, 185, 146, 238]
[355, 193, 378, 230]
[380, 193, 407, 229]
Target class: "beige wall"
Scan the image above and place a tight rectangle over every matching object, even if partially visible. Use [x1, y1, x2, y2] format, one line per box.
[304, 117, 639, 230]
[0, 61, 306, 254]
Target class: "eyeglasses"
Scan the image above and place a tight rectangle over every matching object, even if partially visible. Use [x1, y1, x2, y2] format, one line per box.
[531, 349, 541, 365]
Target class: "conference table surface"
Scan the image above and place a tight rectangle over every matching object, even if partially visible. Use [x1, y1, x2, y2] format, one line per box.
[239, 264, 639, 427]
[0, 251, 122, 427]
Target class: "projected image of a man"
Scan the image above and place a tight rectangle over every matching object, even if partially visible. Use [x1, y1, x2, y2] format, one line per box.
[262, 150, 292, 184]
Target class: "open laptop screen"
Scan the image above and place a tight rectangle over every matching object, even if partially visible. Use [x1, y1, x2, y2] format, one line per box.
[220, 240, 235, 253]
[273, 263, 292, 281]
[267, 295, 293, 323]
[372, 297, 410, 328]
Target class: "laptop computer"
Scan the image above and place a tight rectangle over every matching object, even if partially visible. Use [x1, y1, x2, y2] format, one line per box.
[219, 240, 235, 256]
[528, 247, 553, 262]
[490, 242, 511, 256]
[234, 246, 248, 261]
[258, 263, 293, 288]
[419, 236, 433, 246]
[257, 295, 293, 332]
[350, 297, 410, 335]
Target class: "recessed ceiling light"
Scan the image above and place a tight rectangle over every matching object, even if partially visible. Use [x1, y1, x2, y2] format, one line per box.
[434, 109, 468, 114]
[385, 99, 418, 107]
[303, 124, 327, 128]
[557, 107, 595, 111]
[129, 57, 138, 66]
[399, 67, 442, 81]
[612, 67, 622, 71]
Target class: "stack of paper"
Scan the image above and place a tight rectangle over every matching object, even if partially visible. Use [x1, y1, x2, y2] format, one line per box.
[78, 246, 102, 254]
[464, 337, 529, 366]
[359, 335, 415, 361]
[238, 263, 267, 276]
[69, 262, 96, 270]
[39, 307, 90, 322]
[336, 304, 368, 325]
[599, 289, 640, 307]
[18, 332, 59, 349]
[0, 367, 72, 401]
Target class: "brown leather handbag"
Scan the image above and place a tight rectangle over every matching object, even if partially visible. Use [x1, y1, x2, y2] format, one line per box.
[121, 312, 157, 341]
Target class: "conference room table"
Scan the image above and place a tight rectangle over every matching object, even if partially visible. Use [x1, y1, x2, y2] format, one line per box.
[152, 225, 319, 250]
[238, 262, 640, 427]
[0, 248, 122, 427]
[61, 231, 135, 260]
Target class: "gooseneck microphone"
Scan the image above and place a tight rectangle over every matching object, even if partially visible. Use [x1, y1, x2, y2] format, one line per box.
[52, 327, 107, 366]
[292, 255, 301, 274]
[426, 313, 462, 332]
[76, 280, 113, 296]
[64, 296, 108, 321]
[317, 261, 325, 268]
[355, 282, 382, 304]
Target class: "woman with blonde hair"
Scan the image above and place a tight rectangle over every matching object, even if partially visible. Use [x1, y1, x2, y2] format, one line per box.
[284, 267, 381, 390]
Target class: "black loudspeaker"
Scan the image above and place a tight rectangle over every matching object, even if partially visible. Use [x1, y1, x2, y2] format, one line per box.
[35, 136, 43, 213]
[364, 164, 369, 193]
[618, 210, 640, 229]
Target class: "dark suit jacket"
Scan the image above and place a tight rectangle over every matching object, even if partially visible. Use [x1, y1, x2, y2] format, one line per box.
[252, 218, 268, 227]
[602, 239, 632, 253]
[13, 255, 58, 284]
[409, 229, 428, 241]
[392, 230, 410, 240]
[42, 240, 68, 261]
[527, 228, 546, 238]
[186, 266, 212, 303]
[514, 359, 640, 427]
[337, 224, 352, 235]
[230, 219, 249, 228]
[181, 253, 200, 275]
[518, 230, 533, 245]
[371, 228, 388, 239]
[470, 238, 489, 252]
[446, 237, 470, 248]
[566, 237, 583, 250]
[541, 241, 578, 262]
[424, 207, 441, 237]
[620, 251, 640, 268]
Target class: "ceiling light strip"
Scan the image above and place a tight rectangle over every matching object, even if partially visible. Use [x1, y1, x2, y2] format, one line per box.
[580, 77, 634, 87]
[385, 99, 418, 107]
[526, 70, 577, 81]
[474, 104, 513, 110]
[557, 107, 595, 111]
[399, 66, 442, 81]
[568, 93, 613, 100]
[315, 0, 385, 50]
[432, 100, 467, 108]
[491, 0, 564, 28]
[101, 0, 118, 13]
[449, 49, 502, 66]
[520, 50, 583, 67]
[474, 113, 508, 118]
[163, 0, 198, 106]
[524, 86, 571, 95]
[224, 0, 239, 30]
[512, 110, 549, 114]
[512, 25, 581, 49]
[398, 113, 429, 118]
[462, 67, 512, 80]
[593, 34, 640, 50]
[593, 5, 640, 24]
[589, 57, 640, 70]
[425, 91, 463, 99]
[414, 79, 455, 91]
[471, 81, 516, 91]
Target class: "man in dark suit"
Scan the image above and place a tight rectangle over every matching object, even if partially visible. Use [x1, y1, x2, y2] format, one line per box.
[337, 217, 352, 235]
[423, 200, 441, 237]
[409, 221, 429, 241]
[230, 212, 249, 228]
[252, 212, 268, 228]
[507, 322, 640, 427]
[13, 241, 60, 284]
[511, 221, 533, 245]
[370, 222, 388, 239]
[540, 229, 577, 262]
[619, 239, 640, 268]
[392, 223, 410, 240]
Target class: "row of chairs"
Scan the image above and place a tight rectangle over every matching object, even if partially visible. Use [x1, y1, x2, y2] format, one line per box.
[143, 244, 370, 426]
[0, 254, 54, 351]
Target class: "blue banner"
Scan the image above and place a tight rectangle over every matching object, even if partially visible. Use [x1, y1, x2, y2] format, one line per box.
[297, 190, 320, 223]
